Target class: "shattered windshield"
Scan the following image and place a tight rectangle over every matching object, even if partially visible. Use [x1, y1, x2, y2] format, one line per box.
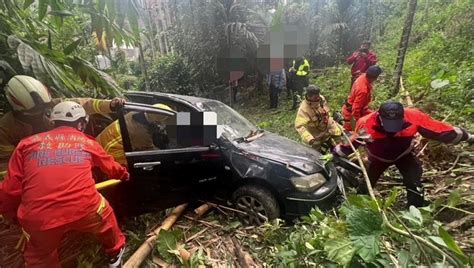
[197, 101, 257, 140]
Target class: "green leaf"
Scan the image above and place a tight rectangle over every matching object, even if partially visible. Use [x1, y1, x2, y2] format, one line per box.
[401, 206, 423, 226]
[428, 236, 447, 248]
[63, 38, 82, 55]
[345, 195, 380, 212]
[223, 220, 242, 231]
[156, 229, 183, 263]
[438, 226, 465, 256]
[430, 79, 450, 89]
[23, 0, 35, 9]
[398, 249, 411, 268]
[345, 206, 383, 236]
[38, 0, 49, 20]
[447, 190, 461, 207]
[320, 153, 333, 162]
[323, 237, 355, 266]
[305, 242, 315, 250]
[384, 187, 401, 209]
[351, 235, 380, 262]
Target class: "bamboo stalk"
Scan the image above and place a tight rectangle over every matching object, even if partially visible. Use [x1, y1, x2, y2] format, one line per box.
[124, 203, 188, 268]
[193, 203, 212, 218]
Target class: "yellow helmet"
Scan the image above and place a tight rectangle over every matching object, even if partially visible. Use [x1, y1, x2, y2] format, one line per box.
[144, 103, 174, 124]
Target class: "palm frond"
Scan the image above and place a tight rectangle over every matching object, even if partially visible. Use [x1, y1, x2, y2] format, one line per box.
[8, 35, 80, 96]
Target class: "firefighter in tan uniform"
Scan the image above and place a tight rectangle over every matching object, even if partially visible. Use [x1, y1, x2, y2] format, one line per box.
[97, 103, 175, 166]
[295, 85, 341, 150]
[0, 75, 125, 171]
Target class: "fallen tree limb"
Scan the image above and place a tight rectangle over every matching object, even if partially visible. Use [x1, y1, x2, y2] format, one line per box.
[124, 203, 188, 268]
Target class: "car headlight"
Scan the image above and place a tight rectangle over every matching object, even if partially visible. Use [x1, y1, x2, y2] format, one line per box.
[290, 173, 326, 192]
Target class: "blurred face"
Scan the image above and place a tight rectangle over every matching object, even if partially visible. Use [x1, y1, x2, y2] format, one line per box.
[307, 94, 321, 103]
[361, 43, 370, 50]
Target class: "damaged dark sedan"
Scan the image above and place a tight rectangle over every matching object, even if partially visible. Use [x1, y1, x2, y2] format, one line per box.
[108, 92, 341, 225]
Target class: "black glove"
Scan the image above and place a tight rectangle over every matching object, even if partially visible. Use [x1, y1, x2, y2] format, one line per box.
[467, 133, 474, 144]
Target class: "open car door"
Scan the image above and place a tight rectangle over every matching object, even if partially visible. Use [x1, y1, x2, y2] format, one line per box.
[117, 103, 223, 215]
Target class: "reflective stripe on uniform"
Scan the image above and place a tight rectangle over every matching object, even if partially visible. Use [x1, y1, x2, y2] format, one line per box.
[92, 99, 101, 113]
[367, 143, 414, 163]
[96, 195, 106, 216]
[103, 122, 121, 152]
[301, 131, 313, 143]
[452, 127, 464, 144]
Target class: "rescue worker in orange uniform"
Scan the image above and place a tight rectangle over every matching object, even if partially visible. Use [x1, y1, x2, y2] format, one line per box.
[0, 75, 125, 171]
[0, 101, 130, 268]
[341, 65, 382, 132]
[295, 85, 341, 151]
[334, 101, 473, 207]
[346, 40, 378, 85]
[97, 103, 175, 165]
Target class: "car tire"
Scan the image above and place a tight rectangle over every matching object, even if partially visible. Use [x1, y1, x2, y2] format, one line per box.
[232, 184, 280, 225]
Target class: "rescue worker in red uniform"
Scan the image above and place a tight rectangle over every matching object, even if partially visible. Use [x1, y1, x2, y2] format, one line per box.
[346, 40, 377, 85]
[341, 65, 382, 132]
[0, 75, 125, 172]
[0, 101, 130, 268]
[334, 101, 473, 207]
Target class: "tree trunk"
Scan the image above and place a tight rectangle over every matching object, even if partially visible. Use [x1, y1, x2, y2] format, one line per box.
[138, 42, 150, 91]
[146, 7, 157, 60]
[392, 0, 417, 96]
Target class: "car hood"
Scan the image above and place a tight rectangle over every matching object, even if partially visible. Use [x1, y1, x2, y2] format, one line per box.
[235, 132, 325, 174]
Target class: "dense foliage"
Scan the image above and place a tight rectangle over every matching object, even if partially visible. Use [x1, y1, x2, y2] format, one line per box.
[377, 0, 473, 126]
[0, 0, 140, 98]
[241, 192, 471, 267]
[139, 54, 198, 95]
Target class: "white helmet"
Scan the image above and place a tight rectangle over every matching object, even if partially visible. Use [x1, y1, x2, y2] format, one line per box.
[51, 101, 88, 122]
[4, 75, 52, 112]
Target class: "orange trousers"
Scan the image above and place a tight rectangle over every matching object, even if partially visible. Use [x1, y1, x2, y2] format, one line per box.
[23, 201, 124, 268]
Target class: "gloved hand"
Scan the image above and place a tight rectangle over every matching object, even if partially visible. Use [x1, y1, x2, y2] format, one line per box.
[121, 172, 130, 182]
[332, 144, 346, 157]
[110, 97, 126, 111]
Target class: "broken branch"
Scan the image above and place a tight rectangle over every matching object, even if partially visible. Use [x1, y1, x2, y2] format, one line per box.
[124, 203, 188, 268]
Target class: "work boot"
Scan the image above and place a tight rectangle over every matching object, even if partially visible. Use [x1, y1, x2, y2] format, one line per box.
[109, 247, 125, 268]
[406, 186, 426, 208]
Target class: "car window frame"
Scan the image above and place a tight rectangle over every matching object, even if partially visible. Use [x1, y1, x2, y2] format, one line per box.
[118, 103, 176, 153]
[118, 103, 211, 160]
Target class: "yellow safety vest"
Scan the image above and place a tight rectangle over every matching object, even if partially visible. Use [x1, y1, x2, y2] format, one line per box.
[296, 59, 310, 76]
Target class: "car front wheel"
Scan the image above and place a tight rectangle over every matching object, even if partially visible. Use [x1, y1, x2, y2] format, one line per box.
[232, 185, 280, 225]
